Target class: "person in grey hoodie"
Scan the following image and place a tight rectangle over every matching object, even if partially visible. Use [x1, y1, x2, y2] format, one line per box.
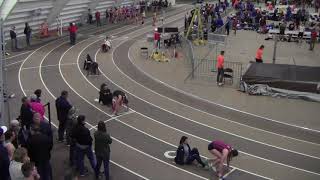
[94, 121, 112, 180]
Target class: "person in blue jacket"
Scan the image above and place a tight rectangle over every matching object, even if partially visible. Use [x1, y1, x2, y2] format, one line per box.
[174, 136, 206, 168]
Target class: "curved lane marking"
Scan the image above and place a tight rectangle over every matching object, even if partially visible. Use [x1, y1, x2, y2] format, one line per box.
[56, 38, 208, 180]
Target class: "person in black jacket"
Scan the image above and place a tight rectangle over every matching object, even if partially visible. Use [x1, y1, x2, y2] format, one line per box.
[94, 121, 112, 180]
[27, 126, 52, 180]
[99, 83, 112, 106]
[55, 90, 72, 142]
[24, 22, 32, 46]
[174, 136, 206, 168]
[10, 26, 18, 50]
[72, 115, 96, 176]
[19, 96, 33, 129]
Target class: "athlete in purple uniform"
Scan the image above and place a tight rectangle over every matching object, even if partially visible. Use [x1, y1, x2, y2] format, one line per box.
[208, 140, 238, 177]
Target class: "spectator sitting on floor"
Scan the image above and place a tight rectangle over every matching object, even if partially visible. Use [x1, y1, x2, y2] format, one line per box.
[9, 147, 30, 180]
[174, 136, 207, 168]
[21, 161, 40, 180]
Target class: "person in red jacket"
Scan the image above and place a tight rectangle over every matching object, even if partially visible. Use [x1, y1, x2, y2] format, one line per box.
[95, 11, 101, 27]
[310, 28, 317, 51]
[68, 23, 77, 45]
[154, 28, 161, 49]
[216, 51, 225, 86]
[255, 45, 264, 63]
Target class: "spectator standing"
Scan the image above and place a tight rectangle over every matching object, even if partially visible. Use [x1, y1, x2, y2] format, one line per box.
[19, 96, 33, 129]
[66, 106, 77, 166]
[0, 126, 10, 180]
[5, 129, 16, 160]
[94, 121, 112, 180]
[24, 23, 32, 46]
[30, 94, 45, 121]
[255, 45, 264, 63]
[216, 51, 225, 86]
[154, 28, 161, 49]
[72, 115, 96, 176]
[56, 90, 72, 142]
[68, 23, 78, 45]
[27, 126, 53, 180]
[95, 11, 101, 26]
[9, 147, 30, 180]
[10, 26, 18, 50]
[34, 89, 42, 102]
[105, 9, 109, 23]
[225, 17, 230, 35]
[21, 162, 41, 180]
[310, 28, 318, 51]
[88, 9, 93, 24]
[10, 119, 20, 148]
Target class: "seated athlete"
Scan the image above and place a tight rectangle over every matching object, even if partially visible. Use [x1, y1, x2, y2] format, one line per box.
[174, 136, 207, 168]
[83, 54, 93, 70]
[112, 90, 129, 115]
[99, 83, 112, 106]
[208, 140, 238, 178]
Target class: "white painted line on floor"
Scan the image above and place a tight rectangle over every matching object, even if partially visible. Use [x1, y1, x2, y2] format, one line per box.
[22, 63, 77, 70]
[109, 160, 150, 180]
[6, 60, 24, 67]
[5, 51, 32, 60]
[111, 45, 320, 175]
[127, 45, 320, 147]
[57, 38, 209, 180]
[92, 47, 275, 179]
[89, 111, 135, 130]
[223, 168, 237, 178]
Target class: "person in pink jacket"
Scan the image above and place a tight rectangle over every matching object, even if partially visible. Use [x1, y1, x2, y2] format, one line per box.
[29, 94, 45, 121]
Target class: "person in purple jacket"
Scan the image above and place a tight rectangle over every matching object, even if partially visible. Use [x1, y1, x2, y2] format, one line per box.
[208, 140, 238, 178]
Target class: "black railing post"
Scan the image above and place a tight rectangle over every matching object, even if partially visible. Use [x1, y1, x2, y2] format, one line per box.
[44, 102, 51, 128]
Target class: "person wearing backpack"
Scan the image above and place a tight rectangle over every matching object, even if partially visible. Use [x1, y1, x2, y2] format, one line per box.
[174, 136, 206, 168]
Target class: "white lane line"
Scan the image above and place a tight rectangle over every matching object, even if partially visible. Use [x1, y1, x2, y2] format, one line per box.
[57, 38, 208, 179]
[92, 49, 274, 179]
[6, 60, 24, 67]
[89, 111, 135, 130]
[127, 45, 320, 147]
[5, 51, 32, 60]
[18, 40, 61, 128]
[19, 38, 150, 180]
[110, 25, 320, 160]
[91, 124, 208, 180]
[98, 39, 320, 175]
[22, 63, 77, 70]
[132, 46, 320, 134]
[223, 168, 237, 178]
[112, 48, 320, 175]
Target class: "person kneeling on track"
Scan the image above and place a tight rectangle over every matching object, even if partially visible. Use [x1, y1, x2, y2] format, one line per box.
[174, 136, 207, 168]
[207, 140, 238, 178]
[99, 83, 113, 106]
[102, 36, 112, 52]
[83, 54, 93, 70]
